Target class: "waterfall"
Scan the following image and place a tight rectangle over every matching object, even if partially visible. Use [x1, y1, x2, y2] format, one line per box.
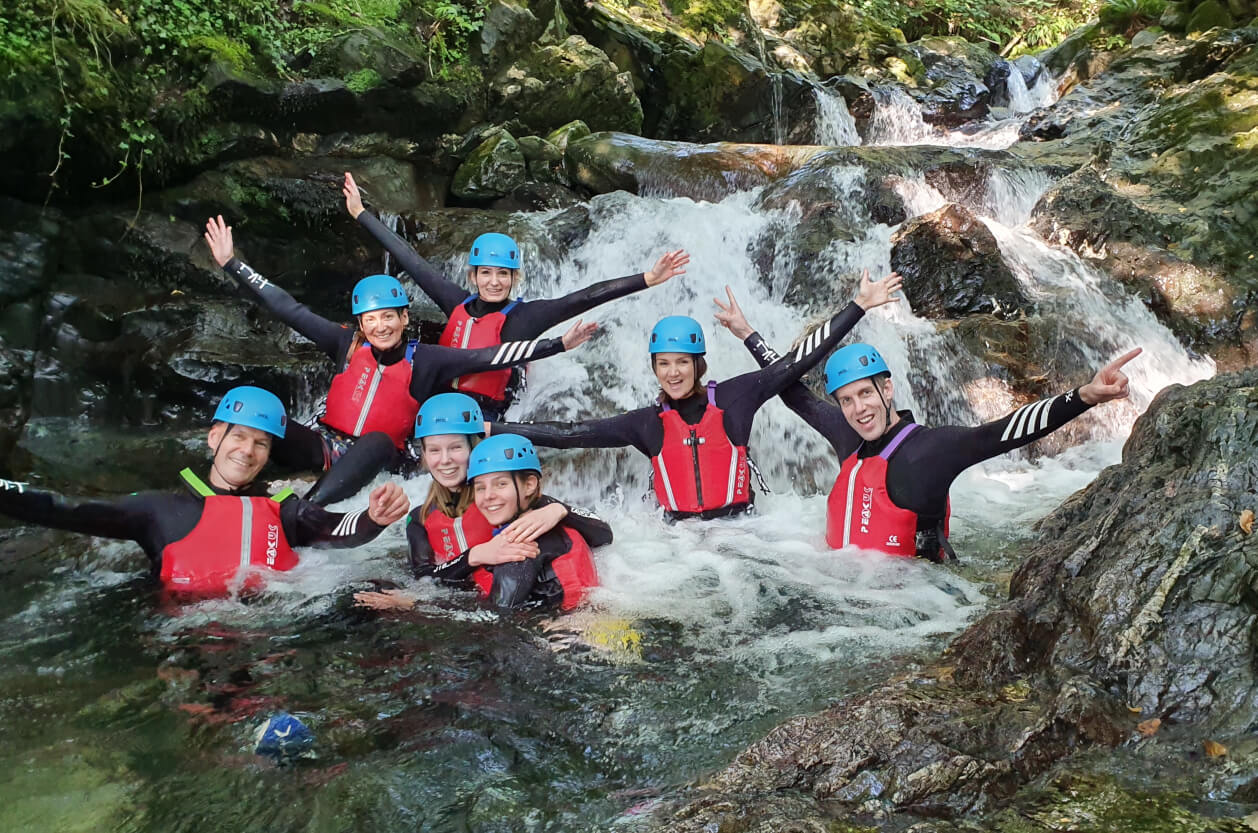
[814, 88, 861, 146]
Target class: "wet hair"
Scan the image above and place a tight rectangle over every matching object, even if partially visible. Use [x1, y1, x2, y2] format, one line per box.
[419, 434, 480, 520]
[651, 354, 708, 402]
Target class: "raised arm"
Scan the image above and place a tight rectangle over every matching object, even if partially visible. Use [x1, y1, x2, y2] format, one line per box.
[205, 216, 352, 362]
[492, 407, 655, 455]
[285, 482, 409, 548]
[501, 250, 689, 339]
[345, 173, 468, 316]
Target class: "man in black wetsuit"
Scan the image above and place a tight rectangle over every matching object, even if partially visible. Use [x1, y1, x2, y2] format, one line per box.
[204, 216, 593, 504]
[0, 386, 410, 595]
[713, 287, 1141, 560]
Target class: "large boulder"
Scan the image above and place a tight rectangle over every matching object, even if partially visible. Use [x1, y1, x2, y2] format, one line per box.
[451, 129, 528, 200]
[896, 36, 997, 125]
[488, 35, 643, 135]
[891, 203, 1032, 319]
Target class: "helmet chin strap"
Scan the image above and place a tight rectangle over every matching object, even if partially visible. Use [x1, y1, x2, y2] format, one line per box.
[208, 424, 255, 492]
[874, 385, 894, 437]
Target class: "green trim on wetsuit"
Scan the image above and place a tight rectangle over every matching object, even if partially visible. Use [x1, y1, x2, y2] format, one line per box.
[179, 468, 291, 503]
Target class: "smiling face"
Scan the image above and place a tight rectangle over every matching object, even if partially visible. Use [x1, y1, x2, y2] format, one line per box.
[834, 375, 896, 442]
[473, 471, 540, 525]
[207, 423, 273, 490]
[652, 353, 699, 401]
[421, 434, 473, 490]
[358, 308, 409, 352]
[469, 266, 515, 304]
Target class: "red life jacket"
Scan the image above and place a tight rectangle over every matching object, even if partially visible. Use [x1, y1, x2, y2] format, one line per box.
[423, 501, 494, 595]
[548, 528, 599, 610]
[826, 424, 951, 558]
[440, 296, 520, 402]
[650, 383, 751, 515]
[322, 342, 418, 449]
[160, 470, 299, 595]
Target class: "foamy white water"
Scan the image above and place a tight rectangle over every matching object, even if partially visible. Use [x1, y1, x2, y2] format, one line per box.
[814, 88, 861, 147]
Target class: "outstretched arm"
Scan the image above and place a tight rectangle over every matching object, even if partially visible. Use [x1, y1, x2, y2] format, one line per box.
[501, 250, 690, 339]
[0, 479, 150, 542]
[286, 482, 409, 548]
[498, 494, 614, 548]
[346, 172, 468, 316]
[492, 406, 655, 455]
[205, 216, 352, 362]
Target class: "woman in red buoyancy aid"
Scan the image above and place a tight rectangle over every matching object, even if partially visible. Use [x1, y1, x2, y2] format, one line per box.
[492, 271, 904, 520]
[354, 396, 611, 613]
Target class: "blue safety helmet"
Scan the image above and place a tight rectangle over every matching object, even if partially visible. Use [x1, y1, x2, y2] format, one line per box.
[467, 434, 541, 480]
[649, 316, 706, 355]
[212, 386, 288, 438]
[351, 274, 408, 315]
[414, 393, 485, 439]
[468, 233, 521, 270]
[825, 343, 890, 394]
[253, 711, 315, 763]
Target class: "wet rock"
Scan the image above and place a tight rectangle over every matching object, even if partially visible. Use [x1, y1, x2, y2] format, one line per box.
[891, 203, 1032, 320]
[489, 36, 643, 135]
[897, 36, 997, 126]
[477, 0, 543, 69]
[545, 120, 591, 153]
[451, 129, 527, 200]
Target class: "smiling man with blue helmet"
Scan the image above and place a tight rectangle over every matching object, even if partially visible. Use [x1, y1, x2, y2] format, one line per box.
[0, 386, 410, 598]
[714, 287, 1144, 562]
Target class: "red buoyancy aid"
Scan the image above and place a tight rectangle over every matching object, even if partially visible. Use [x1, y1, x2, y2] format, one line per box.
[549, 528, 599, 610]
[423, 502, 494, 595]
[826, 424, 951, 557]
[322, 342, 419, 449]
[160, 472, 299, 595]
[440, 296, 520, 401]
[650, 382, 751, 514]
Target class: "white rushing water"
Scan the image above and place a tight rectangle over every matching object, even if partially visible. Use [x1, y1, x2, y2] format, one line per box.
[814, 88, 861, 147]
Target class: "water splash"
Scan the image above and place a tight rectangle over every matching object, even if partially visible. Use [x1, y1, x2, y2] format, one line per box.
[814, 88, 861, 146]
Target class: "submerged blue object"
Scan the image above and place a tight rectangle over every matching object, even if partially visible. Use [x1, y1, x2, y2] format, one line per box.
[467, 434, 540, 479]
[649, 316, 706, 355]
[414, 393, 485, 439]
[212, 386, 288, 438]
[253, 711, 315, 763]
[824, 343, 890, 394]
[468, 233, 521, 270]
[351, 274, 408, 314]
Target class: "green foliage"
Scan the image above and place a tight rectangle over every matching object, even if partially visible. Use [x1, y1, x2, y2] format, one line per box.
[421, 0, 488, 77]
[344, 67, 383, 92]
[1098, 0, 1166, 30]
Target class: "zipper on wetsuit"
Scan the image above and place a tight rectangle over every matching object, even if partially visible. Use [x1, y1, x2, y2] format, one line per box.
[687, 429, 704, 508]
[353, 364, 383, 435]
[453, 318, 475, 389]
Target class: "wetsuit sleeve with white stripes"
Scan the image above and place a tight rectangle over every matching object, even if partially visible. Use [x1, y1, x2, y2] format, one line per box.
[357, 211, 468, 316]
[280, 495, 388, 548]
[887, 390, 1095, 518]
[491, 405, 660, 456]
[742, 331, 862, 459]
[713, 302, 867, 445]
[407, 338, 567, 402]
[222, 258, 354, 364]
[536, 494, 614, 547]
[499, 274, 650, 341]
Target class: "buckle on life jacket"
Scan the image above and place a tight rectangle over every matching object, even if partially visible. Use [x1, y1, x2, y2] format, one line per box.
[683, 436, 706, 446]
[915, 521, 959, 564]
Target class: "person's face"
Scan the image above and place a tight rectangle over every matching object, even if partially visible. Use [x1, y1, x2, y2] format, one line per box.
[207, 423, 272, 489]
[835, 376, 895, 442]
[422, 434, 472, 490]
[470, 266, 515, 303]
[653, 353, 697, 401]
[473, 472, 538, 525]
[359, 308, 409, 351]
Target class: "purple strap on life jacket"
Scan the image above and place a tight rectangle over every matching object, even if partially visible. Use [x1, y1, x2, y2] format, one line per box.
[659, 381, 717, 413]
[878, 422, 919, 460]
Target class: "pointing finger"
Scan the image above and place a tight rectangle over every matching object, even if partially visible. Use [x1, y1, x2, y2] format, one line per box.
[1105, 347, 1143, 372]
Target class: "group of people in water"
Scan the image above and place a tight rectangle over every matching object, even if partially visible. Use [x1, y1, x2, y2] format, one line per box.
[0, 171, 1142, 613]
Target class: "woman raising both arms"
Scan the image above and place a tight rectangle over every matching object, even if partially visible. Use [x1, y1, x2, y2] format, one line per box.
[343, 172, 689, 419]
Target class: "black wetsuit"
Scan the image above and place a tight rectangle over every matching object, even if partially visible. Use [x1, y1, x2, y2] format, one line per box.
[223, 258, 566, 503]
[492, 303, 869, 519]
[411, 495, 613, 611]
[0, 475, 386, 582]
[742, 330, 1094, 555]
[357, 211, 654, 418]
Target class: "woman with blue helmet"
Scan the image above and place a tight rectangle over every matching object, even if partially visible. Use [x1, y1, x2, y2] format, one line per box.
[714, 286, 1143, 561]
[355, 401, 610, 613]
[492, 271, 904, 520]
[204, 216, 595, 505]
[344, 172, 689, 419]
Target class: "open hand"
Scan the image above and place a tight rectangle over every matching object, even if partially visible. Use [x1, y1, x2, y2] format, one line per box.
[469, 536, 540, 566]
[853, 269, 904, 311]
[354, 589, 416, 611]
[204, 215, 234, 267]
[1079, 347, 1142, 405]
[562, 319, 598, 350]
[366, 482, 410, 526]
[645, 250, 690, 287]
[343, 171, 365, 219]
[713, 285, 754, 340]
[501, 503, 567, 542]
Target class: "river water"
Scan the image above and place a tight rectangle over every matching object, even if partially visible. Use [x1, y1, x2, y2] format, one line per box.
[0, 70, 1214, 832]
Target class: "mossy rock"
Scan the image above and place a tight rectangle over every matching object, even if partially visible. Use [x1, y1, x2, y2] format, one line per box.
[545, 120, 592, 153]
[478, 0, 543, 68]
[451, 130, 527, 200]
[1186, 0, 1235, 34]
[308, 28, 428, 87]
[1160, 0, 1192, 31]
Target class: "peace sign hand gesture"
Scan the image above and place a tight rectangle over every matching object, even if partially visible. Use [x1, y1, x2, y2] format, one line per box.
[1079, 347, 1142, 405]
